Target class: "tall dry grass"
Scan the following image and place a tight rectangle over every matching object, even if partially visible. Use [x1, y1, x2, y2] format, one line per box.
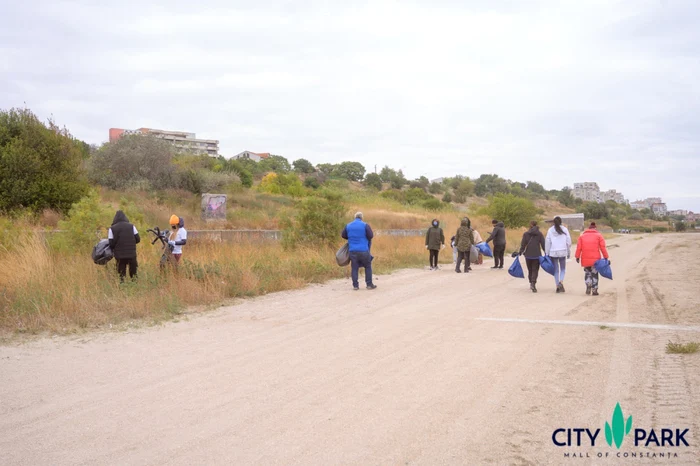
[0, 234, 429, 336]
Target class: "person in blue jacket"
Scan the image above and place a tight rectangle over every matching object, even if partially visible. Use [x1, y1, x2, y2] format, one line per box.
[341, 212, 377, 291]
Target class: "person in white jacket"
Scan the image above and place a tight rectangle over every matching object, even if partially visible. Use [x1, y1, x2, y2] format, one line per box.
[545, 216, 572, 293]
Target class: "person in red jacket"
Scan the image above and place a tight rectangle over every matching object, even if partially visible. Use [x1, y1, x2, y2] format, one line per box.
[575, 222, 610, 296]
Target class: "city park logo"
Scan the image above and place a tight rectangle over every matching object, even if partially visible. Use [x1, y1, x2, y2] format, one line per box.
[551, 403, 690, 460]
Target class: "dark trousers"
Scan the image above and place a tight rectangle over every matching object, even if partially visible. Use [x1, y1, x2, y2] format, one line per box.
[350, 251, 373, 288]
[455, 250, 470, 272]
[116, 257, 138, 281]
[584, 267, 599, 289]
[525, 258, 540, 284]
[493, 245, 506, 268]
[429, 249, 439, 267]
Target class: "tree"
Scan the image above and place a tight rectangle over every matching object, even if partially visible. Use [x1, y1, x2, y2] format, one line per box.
[474, 174, 511, 197]
[675, 221, 687, 232]
[293, 158, 315, 174]
[379, 166, 397, 182]
[526, 181, 547, 198]
[480, 193, 538, 228]
[429, 182, 444, 194]
[453, 179, 475, 203]
[226, 159, 253, 188]
[332, 161, 365, 181]
[404, 187, 432, 205]
[581, 201, 607, 221]
[417, 176, 430, 189]
[389, 170, 407, 189]
[316, 163, 337, 176]
[259, 155, 291, 173]
[364, 173, 383, 190]
[0, 108, 89, 212]
[89, 134, 177, 190]
[442, 192, 453, 203]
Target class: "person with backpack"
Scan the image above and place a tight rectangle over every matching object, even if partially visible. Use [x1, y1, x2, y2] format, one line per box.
[485, 219, 506, 269]
[341, 212, 377, 290]
[168, 214, 187, 265]
[425, 219, 445, 270]
[516, 220, 546, 293]
[545, 216, 572, 293]
[454, 218, 474, 273]
[108, 210, 140, 281]
[575, 222, 610, 296]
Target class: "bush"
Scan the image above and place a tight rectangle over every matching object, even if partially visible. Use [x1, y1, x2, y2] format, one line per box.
[652, 226, 668, 233]
[442, 192, 453, 203]
[421, 198, 445, 211]
[303, 176, 321, 190]
[629, 212, 643, 221]
[179, 169, 239, 194]
[404, 187, 432, 205]
[675, 221, 687, 232]
[50, 190, 114, 252]
[455, 179, 475, 199]
[364, 173, 383, 191]
[479, 193, 538, 228]
[226, 159, 253, 188]
[331, 161, 365, 181]
[0, 108, 89, 212]
[380, 189, 405, 204]
[282, 192, 345, 249]
[429, 182, 444, 194]
[258, 172, 306, 197]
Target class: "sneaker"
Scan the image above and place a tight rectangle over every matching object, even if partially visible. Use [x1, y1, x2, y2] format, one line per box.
[556, 286, 561, 293]
[592, 289, 599, 296]
[560, 283, 565, 293]
[498, 266, 503, 269]
[353, 286, 359, 291]
[455, 269, 462, 273]
[367, 284, 377, 290]
[586, 286, 591, 295]
[491, 266, 499, 269]
[530, 283, 537, 293]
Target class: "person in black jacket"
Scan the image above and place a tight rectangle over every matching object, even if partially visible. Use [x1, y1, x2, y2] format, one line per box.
[485, 219, 506, 269]
[515, 220, 546, 293]
[108, 210, 140, 281]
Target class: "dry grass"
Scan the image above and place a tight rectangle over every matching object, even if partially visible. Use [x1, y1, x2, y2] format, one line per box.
[666, 341, 699, 354]
[0, 234, 429, 336]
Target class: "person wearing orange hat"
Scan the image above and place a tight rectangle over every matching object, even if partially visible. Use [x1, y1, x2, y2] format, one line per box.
[168, 214, 187, 265]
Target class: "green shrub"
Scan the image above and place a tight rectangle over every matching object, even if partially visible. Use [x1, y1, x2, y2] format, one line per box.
[0, 108, 89, 213]
[675, 221, 687, 232]
[421, 198, 445, 211]
[479, 193, 538, 228]
[282, 192, 345, 249]
[50, 190, 114, 251]
[304, 176, 321, 190]
[380, 189, 405, 204]
[404, 187, 432, 205]
[442, 192, 453, 203]
[364, 173, 383, 191]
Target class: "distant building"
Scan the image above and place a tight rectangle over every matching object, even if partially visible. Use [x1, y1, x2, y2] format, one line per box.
[430, 177, 445, 184]
[685, 211, 699, 223]
[600, 189, 627, 204]
[232, 151, 271, 162]
[573, 182, 601, 202]
[668, 209, 688, 217]
[109, 127, 219, 156]
[545, 213, 585, 231]
[630, 200, 647, 210]
[651, 203, 667, 216]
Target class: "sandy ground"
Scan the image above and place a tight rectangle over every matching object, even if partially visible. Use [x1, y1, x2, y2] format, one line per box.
[1, 234, 699, 465]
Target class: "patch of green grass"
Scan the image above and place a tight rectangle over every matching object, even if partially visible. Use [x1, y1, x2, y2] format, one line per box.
[599, 325, 615, 331]
[666, 341, 699, 354]
[634, 236, 644, 241]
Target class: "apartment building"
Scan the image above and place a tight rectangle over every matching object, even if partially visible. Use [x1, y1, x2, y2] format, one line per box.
[651, 203, 668, 216]
[668, 209, 688, 217]
[109, 128, 219, 156]
[573, 182, 601, 202]
[600, 189, 627, 204]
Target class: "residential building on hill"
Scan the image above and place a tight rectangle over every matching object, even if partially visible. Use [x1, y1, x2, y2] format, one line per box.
[651, 203, 667, 216]
[109, 127, 219, 156]
[668, 209, 688, 217]
[630, 200, 647, 210]
[232, 151, 271, 162]
[573, 182, 601, 202]
[600, 189, 627, 204]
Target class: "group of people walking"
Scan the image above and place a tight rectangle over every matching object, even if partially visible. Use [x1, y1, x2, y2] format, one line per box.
[423, 215, 611, 295]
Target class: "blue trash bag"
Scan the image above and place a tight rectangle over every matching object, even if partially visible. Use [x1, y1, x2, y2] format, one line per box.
[594, 258, 613, 280]
[508, 256, 525, 278]
[539, 255, 555, 276]
[476, 242, 493, 257]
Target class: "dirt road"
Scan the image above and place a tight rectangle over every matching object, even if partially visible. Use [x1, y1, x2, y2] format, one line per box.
[2, 234, 699, 465]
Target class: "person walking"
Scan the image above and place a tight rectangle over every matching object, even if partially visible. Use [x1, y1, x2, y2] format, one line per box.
[167, 214, 188, 266]
[545, 216, 572, 293]
[341, 212, 377, 290]
[517, 220, 546, 292]
[485, 219, 506, 269]
[108, 210, 140, 282]
[575, 222, 610, 296]
[454, 218, 474, 273]
[425, 218, 445, 270]
[450, 235, 458, 264]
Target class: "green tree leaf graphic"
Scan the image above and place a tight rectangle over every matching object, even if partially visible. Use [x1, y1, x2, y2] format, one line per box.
[626, 415, 633, 435]
[605, 421, 613, 447]
[613, 403, 625, 448]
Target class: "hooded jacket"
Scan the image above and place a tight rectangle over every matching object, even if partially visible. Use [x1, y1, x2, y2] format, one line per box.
[519, 225, 545, 258]
[485, 222, 506, 247]
[545, 225, 572, 258]
[425, 220, 445, 250]
[575, 228, 609, 267]
[108, 210, 140, 259]
[454, 219, 475, 252]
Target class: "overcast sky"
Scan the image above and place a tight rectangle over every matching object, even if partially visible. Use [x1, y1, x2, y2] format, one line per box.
[2, 0, 699, 210]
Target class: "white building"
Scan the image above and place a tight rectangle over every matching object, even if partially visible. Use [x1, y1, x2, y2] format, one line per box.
[668, 209, 688, 217]
[651, 203, 667, 216]
[232, 151, 271, 162]
[600, 189, 627, 204]
[109, 127, 219, 156]
[573, 182, 601, 202]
